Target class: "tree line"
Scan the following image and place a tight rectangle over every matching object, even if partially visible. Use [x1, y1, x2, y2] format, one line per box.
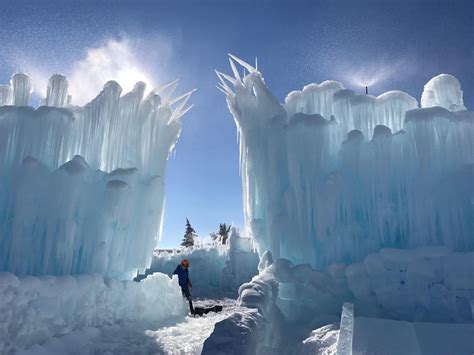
[181, 218, 232, 247]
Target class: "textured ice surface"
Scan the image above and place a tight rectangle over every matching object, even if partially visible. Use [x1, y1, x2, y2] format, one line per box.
[0, 156, 166, 278]
[0, 272, 187, 353]
[0, 73, 193, 278]
[218, 55, 473, 268]
[267, 247, 474, 322]
[421, 74, 466, 111]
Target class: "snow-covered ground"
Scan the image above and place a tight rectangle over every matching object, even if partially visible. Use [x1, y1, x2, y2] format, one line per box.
[16, 299, 237, 355]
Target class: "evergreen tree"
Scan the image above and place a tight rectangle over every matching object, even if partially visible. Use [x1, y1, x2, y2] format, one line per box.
[181, 218, 196, 247]
[218, 223, 232, 245]
[209, 232, 219, 241]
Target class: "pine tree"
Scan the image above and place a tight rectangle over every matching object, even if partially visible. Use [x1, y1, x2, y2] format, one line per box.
[181, 218, 196, 247]
[218, 223, 232, 245]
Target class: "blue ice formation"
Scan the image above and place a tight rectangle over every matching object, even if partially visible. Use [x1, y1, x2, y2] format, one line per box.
[0, 73, 194, 279]
[217, 55, 473, 268]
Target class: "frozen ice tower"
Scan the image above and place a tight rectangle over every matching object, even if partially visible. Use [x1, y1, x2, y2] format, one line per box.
[0, 73, 194, 279]
[218, 55, 473, 268]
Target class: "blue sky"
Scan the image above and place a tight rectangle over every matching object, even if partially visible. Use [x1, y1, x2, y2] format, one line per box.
[0, 0, 472, 248]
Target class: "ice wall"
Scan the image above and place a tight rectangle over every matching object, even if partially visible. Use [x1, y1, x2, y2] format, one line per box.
[217, 55, 473, 268]
[0, 73, 194, 278]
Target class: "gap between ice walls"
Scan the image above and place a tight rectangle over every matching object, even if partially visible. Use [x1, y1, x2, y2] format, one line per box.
[0, 73, 195, 279]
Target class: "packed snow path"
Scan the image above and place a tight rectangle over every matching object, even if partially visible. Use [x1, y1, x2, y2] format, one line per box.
[19, 299, 237, 355]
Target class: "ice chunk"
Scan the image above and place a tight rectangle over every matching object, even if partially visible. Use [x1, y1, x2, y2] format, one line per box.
[421, 74, 466, 111]
[336, 302, 354, 355]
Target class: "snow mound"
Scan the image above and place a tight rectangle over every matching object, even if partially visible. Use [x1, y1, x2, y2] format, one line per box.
[298, 323, 339, 355]
[0, 272, 187, 353]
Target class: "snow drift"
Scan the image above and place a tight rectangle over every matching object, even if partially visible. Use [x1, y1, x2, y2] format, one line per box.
[0, 272, 187, 353]
[0, 73, 194, 278]
[217, 55, 473, 268]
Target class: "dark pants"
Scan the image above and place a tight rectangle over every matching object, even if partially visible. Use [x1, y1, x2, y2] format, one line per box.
[181, 287, 194, 314]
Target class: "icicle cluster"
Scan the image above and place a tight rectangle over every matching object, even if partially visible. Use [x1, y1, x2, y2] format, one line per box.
[0, 73, 194, 278]
[218, 55, 473, 267]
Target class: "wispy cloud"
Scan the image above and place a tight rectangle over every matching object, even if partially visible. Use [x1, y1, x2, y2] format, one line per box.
[17, 35, 175, 105]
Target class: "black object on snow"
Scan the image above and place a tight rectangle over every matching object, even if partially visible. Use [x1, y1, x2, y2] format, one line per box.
[193, 305, 223, 316]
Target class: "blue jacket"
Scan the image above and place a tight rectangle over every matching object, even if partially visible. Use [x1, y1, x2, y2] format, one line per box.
[173, 265, 190, 289]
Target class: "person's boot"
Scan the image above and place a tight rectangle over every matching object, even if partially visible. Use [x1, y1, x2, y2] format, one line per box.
[189, 299, 195, 315]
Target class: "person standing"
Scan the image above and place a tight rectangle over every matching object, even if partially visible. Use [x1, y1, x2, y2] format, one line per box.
[173, 259, 194, 314]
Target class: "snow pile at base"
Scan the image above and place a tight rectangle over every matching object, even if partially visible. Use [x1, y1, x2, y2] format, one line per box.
[0, 73, 194, 278]
[0, 272, 187, 353]
[218, 55, 473, 269]
[143, 228, 259, 296]
[298, 323, 339, 355]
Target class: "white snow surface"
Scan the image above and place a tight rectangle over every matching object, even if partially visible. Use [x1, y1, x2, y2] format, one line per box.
[0, 272, 188, 353]
[0, 73, 194, 278]
[16, 299, 237, 355]
[298, 323, 339, 355]
[218, 55, 473, 269]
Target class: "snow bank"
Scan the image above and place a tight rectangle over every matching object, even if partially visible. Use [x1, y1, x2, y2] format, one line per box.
[217, 55, 473, 269]
[0, 73, 194, 279]
[0, 272, 187, 353]
[143, 229, 259, 296]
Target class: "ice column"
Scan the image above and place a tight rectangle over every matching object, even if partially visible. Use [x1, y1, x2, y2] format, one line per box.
[11, 73, 32, 106]
[45, 74, 69, 107]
